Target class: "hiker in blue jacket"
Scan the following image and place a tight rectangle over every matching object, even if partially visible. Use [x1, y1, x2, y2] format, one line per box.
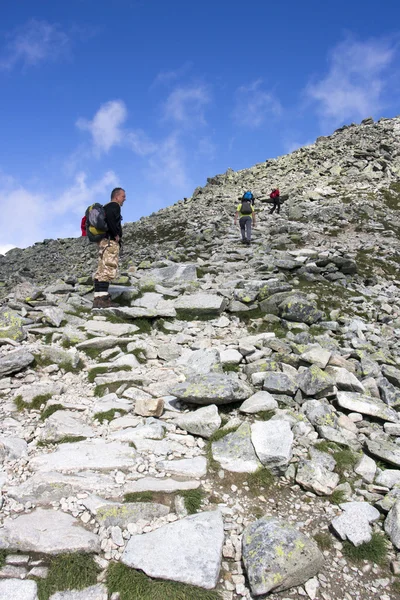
[234, 192, 256, 245]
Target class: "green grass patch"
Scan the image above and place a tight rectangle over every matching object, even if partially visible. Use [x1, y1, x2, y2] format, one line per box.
[40, 404, 65, 421]
[342, 532, 388, 565]
[257, 410, 275, 421]
[36, 553, 99, 600]
[37, 436, 87, 447]
[81, 347, 103, 360]
[314, 532, 333, 550]
[181, 489, 204, 514]
[222, 363, 240, 373]
[14, 393, 53, 412]
[106, 562, 222, 600]
[93, 408, 127, 423]
[94, 379, 142, 397]
[88, 366, 108, 383]
[206, 426, 239, 471]
[59, 359, 84, 373]
[0, 550, 6, 568]
[208, 426, 239, 443]
[328, 489, 347, 505]
[124, 491, 154, 503]
[313, 440, 344, 454]
[247, 468, 274, 493]
[332, 449, 358, 476]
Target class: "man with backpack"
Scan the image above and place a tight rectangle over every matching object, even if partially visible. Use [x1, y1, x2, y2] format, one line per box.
[92, 187, 126, 309]
[234, 191, 256, 245]
[269, 187, 281, 215]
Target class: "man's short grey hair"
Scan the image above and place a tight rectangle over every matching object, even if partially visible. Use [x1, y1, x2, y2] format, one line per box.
[111, 187, 124, 200]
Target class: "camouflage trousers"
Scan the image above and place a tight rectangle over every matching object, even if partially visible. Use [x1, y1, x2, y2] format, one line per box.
[95, 238, 120, 282]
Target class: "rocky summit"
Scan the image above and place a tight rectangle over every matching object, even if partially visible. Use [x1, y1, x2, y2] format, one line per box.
[1, 116, 400, 599]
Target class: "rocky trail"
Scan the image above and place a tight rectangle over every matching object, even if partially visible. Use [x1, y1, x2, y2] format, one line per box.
[1, 116, 400, 599]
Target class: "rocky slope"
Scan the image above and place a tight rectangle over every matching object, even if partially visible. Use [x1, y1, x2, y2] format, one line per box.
[1, 116, 400, 599]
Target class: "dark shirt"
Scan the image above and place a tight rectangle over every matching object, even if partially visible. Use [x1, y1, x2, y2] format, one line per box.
[104, 202, 122, 240]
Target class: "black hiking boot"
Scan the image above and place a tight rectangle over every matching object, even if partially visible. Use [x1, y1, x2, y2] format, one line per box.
[92, 295, 118, 309]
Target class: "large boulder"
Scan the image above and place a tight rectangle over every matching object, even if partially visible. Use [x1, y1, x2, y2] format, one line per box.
[0, 307, 26, 342]
[0, 348, 34, 377]
[170, 373, 252, 406]
[242, 517, 324, 595]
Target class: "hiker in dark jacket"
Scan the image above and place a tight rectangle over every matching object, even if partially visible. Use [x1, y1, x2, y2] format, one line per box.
[269, 188, 281, 215]
[92, 187, 126, 309]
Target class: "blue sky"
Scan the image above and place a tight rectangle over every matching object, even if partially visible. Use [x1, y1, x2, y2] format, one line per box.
[1, 0, 400, 253]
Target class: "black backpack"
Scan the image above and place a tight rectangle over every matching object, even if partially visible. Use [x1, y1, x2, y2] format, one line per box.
[85, 203, 108, 243]
[240, 200, 253, 215]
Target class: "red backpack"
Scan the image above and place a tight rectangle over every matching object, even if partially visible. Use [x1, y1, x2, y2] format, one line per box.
[81, 216, 87, 236]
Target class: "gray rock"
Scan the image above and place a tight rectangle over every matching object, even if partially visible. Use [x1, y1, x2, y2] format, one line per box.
[92, 393, 133, 414]
[40, 411, 95, 443]
[0, 579, 38, 600]
[174, 293, 228, 314]
[382, 364, 400, 387]
[40, 306, 65, 327]
[211, 423, 262, 473]
[177, 349, 222, 376]
[13, 382, 64, 406]
[326, 366, 365, 392]
[49, 585, 108, 600]
[251, 420, 293, 469]
[376, 470, 400, 488]
[300, 345, 331, 369]
[298, 365, 334, 398]
[0, 436, 28, 461]
[121, 510, 224, 589]
[174, 404, 221, 438]
[354, 454, 377, 483]
[385, 499, 400, 549]
[239, 391, 278, 414]
[113, 303, 176, 318]
[30, 440, 136, 473]
[124, 477, 200, 494]
[146, 263, 198, 284]
[336, 391, 398, 422]
[0, 307, 26, 342]
[295, 459, 339, 495]
[84, 320, 139, 336]
[37, 346, 80, 370]
[96, 502, 169, 527]
[366, 439, 400, 467]
[242, 516, 324, 595]
[220, 349, 242, 365]
[156, 457, 207, 478]
[7, 471, 120, 505]
[279, 293, 323, 325]
[262, 372, 298, 395]
[0, 348, 34, 376]
[331, 502, 380, 546]
[0, 508, 100, 554]
[170, 373, 252, 406]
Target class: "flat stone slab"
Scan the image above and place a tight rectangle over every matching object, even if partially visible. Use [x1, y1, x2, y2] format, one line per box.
[0, 579, 38, 600]
[174, 293, 228, 314]
[0, 508, 100, 554]
[242, 516, 324, 596]
[29, 440, 136, 473]
[300, 346, 331, 369]
[7, 471, 121, 505]
[84, 320, 139, 336]
[156, 457, 207, 478]
[96, 502, 169, 527]
[113, 303, 177, 318]
[385, 499, 400, 549]
[49, 584, 108, 600]
[40, 411, 95, 443]
[365, 439, 400, 467]
[331, 502, 380, 546]
[212, 423, 262, 473]
[239, 391, 278, 414]
[326, 367, 365, 392]
[77, 337, 135, 350]
[170, 373, 252, 406]
[0, 348, 34, 377]
[92, 393, 133, 414]
[146, 263, 198, 284]
[124, 477, 200, 494]
[337, 391, 398, 422]
[121, 510, 224, 589]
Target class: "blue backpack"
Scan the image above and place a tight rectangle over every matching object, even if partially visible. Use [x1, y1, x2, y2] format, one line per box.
[243, 191, 253, 201]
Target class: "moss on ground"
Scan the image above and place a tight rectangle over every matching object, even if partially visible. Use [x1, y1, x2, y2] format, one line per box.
[40, 404, 65, 421]
[181, 489, 204, 514]
[15, 393, 53, 412]
[124, 491, 154, 503]
[94, 409, 127, 423]
[106, 563, 222, 600]
[343, 532, 388, 564]
[314, 532, 333, 550]
[35, 553, 99, 600]
[247, 468, 274, 493]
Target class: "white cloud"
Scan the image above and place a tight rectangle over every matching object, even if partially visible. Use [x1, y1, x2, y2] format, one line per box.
[76, 100, 128, 155]
[0, 19, 70, 70]
[306, 37, 396, 125]
[146, 134, 190, 190]
[163, 85, 210, 126]
[0, 170, 119, 249]
[54, 170, 119, 215]
[127, 130, 158, 156]
[232, 79, 282, 128]
[152, 62, 193, 87]
[0, 244, 16, 255]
